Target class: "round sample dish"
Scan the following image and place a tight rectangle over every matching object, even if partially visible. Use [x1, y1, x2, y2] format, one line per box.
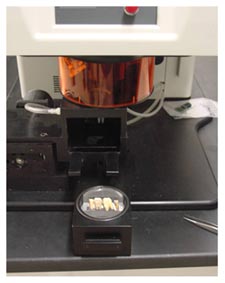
[76, 186, 129, 221]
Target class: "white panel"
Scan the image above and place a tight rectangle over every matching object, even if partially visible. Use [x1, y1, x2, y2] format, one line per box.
[17, 56, 61, 99]
[7, 7, 217, 55]
[164, 57, 195, 98]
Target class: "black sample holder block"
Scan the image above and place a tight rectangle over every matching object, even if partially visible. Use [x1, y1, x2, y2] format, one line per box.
[72, 219, 132, 256]
[72, 207, 131, 256]
[7, 104, 217, 211]
[72, 186, 131, 256]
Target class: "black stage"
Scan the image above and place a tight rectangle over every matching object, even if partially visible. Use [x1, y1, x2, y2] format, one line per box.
[7, 106, 217, 272]
[7, 56, 218, 273]
[7, 106, 217, 210]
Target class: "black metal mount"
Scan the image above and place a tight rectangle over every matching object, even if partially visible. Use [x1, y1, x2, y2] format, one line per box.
[59, 99, 127, 177]
[7, 97, 128, 192]
[7, 96, 217, 211]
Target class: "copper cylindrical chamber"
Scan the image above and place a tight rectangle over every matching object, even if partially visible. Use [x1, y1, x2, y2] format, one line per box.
[58, 56, 155, 108]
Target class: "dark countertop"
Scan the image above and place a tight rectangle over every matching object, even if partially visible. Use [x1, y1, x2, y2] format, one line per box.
[7, 57, 218, 273]
[7, 210, 217, 272]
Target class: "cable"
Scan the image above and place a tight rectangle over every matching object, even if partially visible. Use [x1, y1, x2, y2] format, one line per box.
[127, 96, 160, 125]
[127, 82, 165, 124]
[127, 82, 165, 125]
[127, 81, 165, 118]
[24, 103, 61, 115]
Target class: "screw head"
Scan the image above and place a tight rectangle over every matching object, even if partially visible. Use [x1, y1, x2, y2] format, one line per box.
[40, 132, 48, 137]
[15, 157, 25, 166]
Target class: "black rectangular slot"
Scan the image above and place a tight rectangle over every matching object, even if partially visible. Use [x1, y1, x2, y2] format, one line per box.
[84, 232, 121, 245]
[67, 118, 121, 152]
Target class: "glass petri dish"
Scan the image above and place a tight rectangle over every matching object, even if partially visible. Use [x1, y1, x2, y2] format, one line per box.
[76, 186, 129, 221]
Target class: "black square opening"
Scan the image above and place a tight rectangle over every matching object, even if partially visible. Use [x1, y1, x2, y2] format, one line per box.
[67, 118, 121, 152]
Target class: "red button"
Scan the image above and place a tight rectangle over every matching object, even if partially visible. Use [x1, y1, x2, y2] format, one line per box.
[124, 6, 139, 16]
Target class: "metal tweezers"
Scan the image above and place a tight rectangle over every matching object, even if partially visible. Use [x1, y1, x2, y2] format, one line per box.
[184, 215, 218, 235]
